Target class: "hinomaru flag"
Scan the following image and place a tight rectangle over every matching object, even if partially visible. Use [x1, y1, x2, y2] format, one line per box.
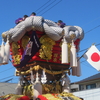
[83, 45, 100, 71]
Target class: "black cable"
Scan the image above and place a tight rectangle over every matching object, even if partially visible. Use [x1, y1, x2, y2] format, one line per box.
[40, 0, 62, 15]
[35, 0, 52, 13]
[78, 43, 100, 61]
[79, 43, 100, 53]
[1, 24, 100, 75]
[37, 0, 57, 15]
[0, 0, 100, 81]
[78, 43, 100, 65]
[85, 25, 100, 34]
[0, 0, 63, 77]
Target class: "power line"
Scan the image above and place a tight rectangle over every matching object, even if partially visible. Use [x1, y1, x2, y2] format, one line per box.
[82, 17, 100, 26]
[1, 24, 100, 76]
[78, 25, 100, 53]
[0, 0, 62, 77]
[35, 0, 52, 13]
[37, 0, 57, 15]
[78, 43, 100, 62]
[1, 0, 100, 82]
[85, 25, 100, 34]
[40, 0, 62, 15]
[79, 43, 100, 53]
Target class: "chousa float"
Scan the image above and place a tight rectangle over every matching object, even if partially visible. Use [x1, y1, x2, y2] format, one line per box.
[0, 15, 84, 100]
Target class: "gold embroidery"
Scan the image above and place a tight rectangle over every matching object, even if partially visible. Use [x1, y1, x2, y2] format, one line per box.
[13, 55, 21, 64]
[54, 53, 58, 58]
[12, 42, 19, 55]
[39, 35, 55, 60]
[53, 58, 57, 62]
[21, 36, 30, 49]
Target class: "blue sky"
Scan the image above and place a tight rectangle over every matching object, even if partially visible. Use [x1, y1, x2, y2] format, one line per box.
[0, 0, 100, 83]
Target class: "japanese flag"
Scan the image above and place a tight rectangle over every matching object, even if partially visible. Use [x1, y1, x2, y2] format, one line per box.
[83, 45, 100, 71]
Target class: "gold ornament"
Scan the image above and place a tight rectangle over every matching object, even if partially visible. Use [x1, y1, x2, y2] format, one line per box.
[12, 42, 19, 55]
[21, 36, 30, 49]
[13, 54, 21, 64]
[39, 35, 55, 60]
[15, 65, 69, 76]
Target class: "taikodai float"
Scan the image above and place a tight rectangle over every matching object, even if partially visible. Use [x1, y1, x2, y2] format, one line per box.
[0, 15, 84, 100]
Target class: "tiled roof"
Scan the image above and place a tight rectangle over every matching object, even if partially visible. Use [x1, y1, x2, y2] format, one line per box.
[75, 73, 100, 84]
[0, 82, 17, 96]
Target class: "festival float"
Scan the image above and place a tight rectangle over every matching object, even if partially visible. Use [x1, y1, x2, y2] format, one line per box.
[0, 15, 84, 100]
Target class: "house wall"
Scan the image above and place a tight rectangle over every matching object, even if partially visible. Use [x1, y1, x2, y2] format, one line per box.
[0, 82, 17, 96]
[73, 88, 100, 100]
[70, 84, 79, 92]
[79, 81, 100, 90]
[96, 81, 100, 88]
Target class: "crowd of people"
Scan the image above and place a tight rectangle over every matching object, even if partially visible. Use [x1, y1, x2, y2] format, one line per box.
[15, 12, 36, 24]
[56, 20, 66, 28]
[15, 12, 66, 28]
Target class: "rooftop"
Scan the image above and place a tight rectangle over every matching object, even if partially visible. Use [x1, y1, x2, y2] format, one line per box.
[75, 72, 100, 84]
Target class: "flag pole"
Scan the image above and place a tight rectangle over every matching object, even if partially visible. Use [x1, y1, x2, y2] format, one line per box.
[77, 44, 95, 61]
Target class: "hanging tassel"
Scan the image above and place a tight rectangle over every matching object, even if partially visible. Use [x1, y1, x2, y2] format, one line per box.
[72, 67, 77, 76]
[33, 72, 42, 100]
[76, 57, 81, 76]
[20, 75, 24, 86]
[0, 39, 5, 65]
[30, 67, 35, 99]
[2, 36, 10, 64]
[61, 36, 69, 64]
[15, 75, 23, 95]
[30, 67, 34, 84]
[70, 40, 77, 67]
[41, 69, 47, 84]
[15, 81, 23, 95]
[61, 73, 70, 93]
[15, 69, 19, 76]
[72, 57, 81, 76]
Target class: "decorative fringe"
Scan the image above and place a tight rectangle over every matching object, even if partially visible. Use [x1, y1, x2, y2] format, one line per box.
[72, 57, 81, 76]
[41, 69, 47, 84]
[15, 81, 23, 95]
[61, 74, 70, 93]
[3, 37, 10, 64]
[15, 65, 69, 76]
[72, 67, 77, 76]
[37, 92, 81, 100]
[33, 72, 42, 100]
[30, 67, 34, 84]
[61, 36, 68, 64]
[0, 37, 10, 65]
[76, 57, 81, 76]
[15, 75, 23, 95]
[0, 39, 5, 65]
[70, 40, 77, 67]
